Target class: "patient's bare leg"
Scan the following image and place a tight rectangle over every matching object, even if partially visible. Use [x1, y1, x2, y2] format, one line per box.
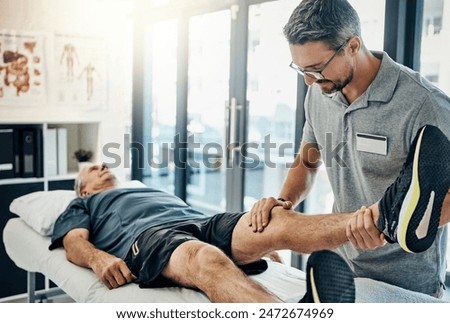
[233, 192, 450, 265]
[231, 208, 352, 265]
[161, 240, 282, 303]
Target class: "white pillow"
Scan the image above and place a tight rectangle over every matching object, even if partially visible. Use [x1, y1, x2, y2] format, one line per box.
[10, 190, 76, 236]
[9, 180, 147, 236]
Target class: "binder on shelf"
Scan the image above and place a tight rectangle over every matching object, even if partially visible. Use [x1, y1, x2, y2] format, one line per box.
[0, 128, 15, 179]
[57, 128, 68, 175]
[0, 125, 43, 180]
[13, 128, 21, 177]
[46, 128, 58, 177]
[21, 129, 36, 178]
[34, 127, 43, 178]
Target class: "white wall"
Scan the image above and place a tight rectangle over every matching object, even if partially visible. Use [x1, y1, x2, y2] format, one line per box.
[0, 0, 133, 180]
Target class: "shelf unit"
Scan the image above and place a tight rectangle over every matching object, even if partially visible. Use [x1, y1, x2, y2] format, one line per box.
[0, 121, 99, 299]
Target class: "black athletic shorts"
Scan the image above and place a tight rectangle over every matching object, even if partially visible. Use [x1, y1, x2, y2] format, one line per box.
[124, 212, 246, 288]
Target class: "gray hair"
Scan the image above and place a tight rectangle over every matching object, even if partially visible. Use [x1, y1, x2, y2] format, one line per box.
[74, 166, 88, 197]
[283, 0, 361, 50]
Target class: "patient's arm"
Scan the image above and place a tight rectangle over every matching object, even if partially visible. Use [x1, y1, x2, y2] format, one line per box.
[63, 228, 135, 289]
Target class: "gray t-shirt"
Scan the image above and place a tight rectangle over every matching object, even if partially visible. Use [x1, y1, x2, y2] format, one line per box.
[302, 51, 450, 296]
[49, 187, 208, 259]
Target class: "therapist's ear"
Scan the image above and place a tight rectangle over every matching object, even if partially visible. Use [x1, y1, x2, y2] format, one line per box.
[348, 37, 361, 55]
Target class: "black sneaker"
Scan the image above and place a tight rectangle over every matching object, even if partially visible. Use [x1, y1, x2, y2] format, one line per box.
[377, 125, 450, 253]
[299, 250, 355, 303]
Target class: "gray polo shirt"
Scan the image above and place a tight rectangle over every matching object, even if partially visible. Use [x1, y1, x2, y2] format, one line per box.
[303, 51, 450, 296]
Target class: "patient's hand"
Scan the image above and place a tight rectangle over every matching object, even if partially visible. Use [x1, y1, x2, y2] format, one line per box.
[248, 197, 292, 233]
[91, 253, 136, 289]
[63, 229, 136, 289]
[346, 206, 385, 250]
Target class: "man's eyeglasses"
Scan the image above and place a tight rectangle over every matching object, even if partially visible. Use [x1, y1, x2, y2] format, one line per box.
[289, 41, 348, 80]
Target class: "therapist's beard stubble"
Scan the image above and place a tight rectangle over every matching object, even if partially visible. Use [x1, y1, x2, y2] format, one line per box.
[317, 70, 354, 95]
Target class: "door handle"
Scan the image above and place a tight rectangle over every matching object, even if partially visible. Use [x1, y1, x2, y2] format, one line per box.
[225, 97, 243, 168]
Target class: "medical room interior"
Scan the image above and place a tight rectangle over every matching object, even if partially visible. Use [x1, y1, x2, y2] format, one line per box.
[0, 0, 449, 303]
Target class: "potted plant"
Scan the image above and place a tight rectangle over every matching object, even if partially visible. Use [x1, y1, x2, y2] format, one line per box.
[73, 149, 93, 171]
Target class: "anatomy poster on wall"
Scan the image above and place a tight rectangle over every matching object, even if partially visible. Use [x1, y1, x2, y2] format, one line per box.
[0, 30, 46, 105]
[54, 33, 107, 109]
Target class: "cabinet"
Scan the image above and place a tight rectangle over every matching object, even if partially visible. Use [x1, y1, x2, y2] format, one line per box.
[0, 182, 45, 299]
[0, 122, 99, 299]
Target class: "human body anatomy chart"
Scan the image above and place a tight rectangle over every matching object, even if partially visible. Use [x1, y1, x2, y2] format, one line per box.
[0, 31, 46, 105]
[55, 33, 107, 108]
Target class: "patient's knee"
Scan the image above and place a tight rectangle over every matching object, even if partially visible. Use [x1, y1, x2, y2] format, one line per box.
[190, 244, 231, 267]
[269, 208, 296, 231]
[266, 209, 301, 245]
[187, 244, 234, 280]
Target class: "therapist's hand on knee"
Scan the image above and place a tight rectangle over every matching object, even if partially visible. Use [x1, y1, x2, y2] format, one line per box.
[248, 197, 292, 233]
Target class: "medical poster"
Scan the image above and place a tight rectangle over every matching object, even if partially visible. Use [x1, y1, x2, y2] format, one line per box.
[54, 33, 107, 109]
[0, 30, 46, 105]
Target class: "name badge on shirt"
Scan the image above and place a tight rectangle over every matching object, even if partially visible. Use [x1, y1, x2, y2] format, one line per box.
[356, 133, 388, 155]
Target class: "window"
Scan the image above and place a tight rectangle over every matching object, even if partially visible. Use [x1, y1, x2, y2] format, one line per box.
[244, 0, 298, 210]
[348, 0, 386, 50]
[421, 0, 449, 93]
[142, 20, 178, 193]
[420, 0, 450, 276]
